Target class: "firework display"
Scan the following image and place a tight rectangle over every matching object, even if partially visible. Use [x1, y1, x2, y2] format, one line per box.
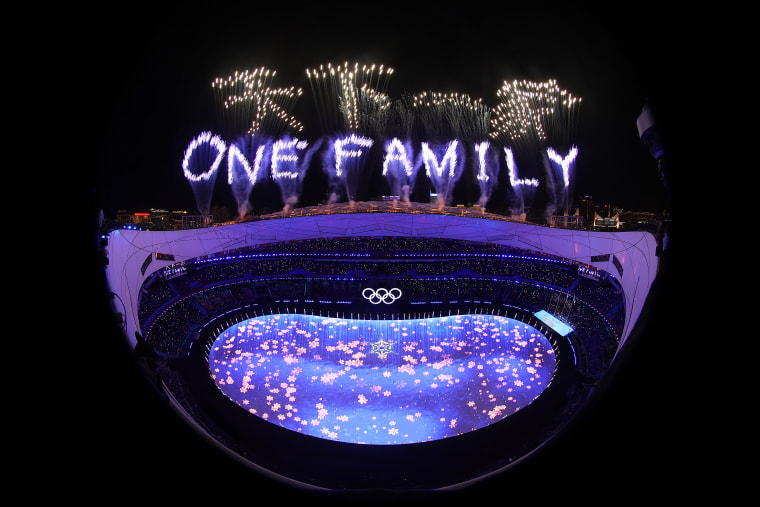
[226, 134, 268, 218]
[546, 146, 579, 216]
[209, 313, 556, 445]
[490, 79, 581, 151]
[474, 140, 500, 211]
[306, 62, 394, 135]
[181, 131, 227, 215]
[411, 91, 490, 143]
[382, 137, 421, 205]
[271, 135, 323, 211]
[504, 146, 539, 218]
[211, 67, 304, 137]
[104, 45, 674, 489]
[184, 64, 582, 219]
[489, 79, 582, 217]
[421, 140, 465, 209]
[547, 146, 579, 188]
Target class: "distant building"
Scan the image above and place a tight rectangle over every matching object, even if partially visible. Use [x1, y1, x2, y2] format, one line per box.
[181, 214, 213, 229]
[106, 209, 192, 232]
[578, 196, 594, 225]
[550, 214, 583, 229]
[620, 210, 657, 227]
[593, 212, 619, 230]
[210, 205, 233, 224]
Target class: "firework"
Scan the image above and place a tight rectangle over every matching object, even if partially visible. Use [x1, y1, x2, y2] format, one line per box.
[270, 135, 323, 211]
[545, 146, 579, 216]
[410, 91, 490, 143]
[474, 141, 500, 212]
[181, 64, 585, 222]
[421, 140, 465, 209]
[489, 79, 581, 219]
[490, 79, 581, 152]
[407, 91, 491, 209]
[504, 146, 539, 219]
[211, 67, 304, 137]
[546, 146, 578, 188]
[504, 147, 539, 188]
[306, 62, 394, 136]
[382, 137, 422, 205]
[322, 133, 374, 203]
[227, 134, 270, 218]
[182, 131, 227, 215]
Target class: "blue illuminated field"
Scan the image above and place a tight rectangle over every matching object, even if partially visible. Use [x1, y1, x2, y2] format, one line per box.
[208, 313, 556, 444]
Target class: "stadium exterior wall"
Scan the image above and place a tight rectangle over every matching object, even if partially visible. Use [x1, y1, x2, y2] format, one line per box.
[105, 210, 658, 352]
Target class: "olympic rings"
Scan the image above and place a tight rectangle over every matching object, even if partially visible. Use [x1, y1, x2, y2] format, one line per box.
[362, 287, 402, 304]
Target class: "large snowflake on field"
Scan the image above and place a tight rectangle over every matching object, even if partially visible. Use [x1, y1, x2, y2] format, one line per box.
[370, 339, 393, 359]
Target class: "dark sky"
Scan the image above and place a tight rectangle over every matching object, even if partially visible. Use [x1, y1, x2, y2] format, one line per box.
[90, 5, 698, 217]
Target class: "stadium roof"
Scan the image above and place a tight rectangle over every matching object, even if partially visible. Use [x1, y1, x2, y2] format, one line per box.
[106, 202, 658, 352]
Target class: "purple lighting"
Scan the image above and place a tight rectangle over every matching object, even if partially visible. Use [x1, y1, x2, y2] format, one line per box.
[227, 143, 266, 185]
[545, 146, 578, 217]
[422, 140, 460, 179]
[270, 134, 322, 211]
[322, 133, 374, 203]
[421, 140, 465, 208]
[227, 140, 267, 218]
[382, 137, 415, 177]
[474, 141, 500, 212]
[271, 137, 310, 180]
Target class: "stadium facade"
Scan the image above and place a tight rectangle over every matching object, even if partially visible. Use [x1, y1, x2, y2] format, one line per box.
[104, 201, 660, 489]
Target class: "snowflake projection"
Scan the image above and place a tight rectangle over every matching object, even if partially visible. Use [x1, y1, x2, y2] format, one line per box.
[208, 313, 556, 445]
[370, 339, 394, 359]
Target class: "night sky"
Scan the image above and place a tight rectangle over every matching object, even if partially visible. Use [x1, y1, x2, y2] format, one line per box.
[90, 6, 697, 219]
[71, 5, 708, 503]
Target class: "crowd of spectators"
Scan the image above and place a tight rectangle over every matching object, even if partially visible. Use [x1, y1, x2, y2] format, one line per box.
[138, 236, 623, 377]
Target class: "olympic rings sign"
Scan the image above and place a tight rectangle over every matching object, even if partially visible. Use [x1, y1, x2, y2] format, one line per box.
[362, 287, 402, 304]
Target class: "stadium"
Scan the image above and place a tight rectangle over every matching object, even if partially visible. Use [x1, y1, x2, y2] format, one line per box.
[104, 199, 660, 490]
